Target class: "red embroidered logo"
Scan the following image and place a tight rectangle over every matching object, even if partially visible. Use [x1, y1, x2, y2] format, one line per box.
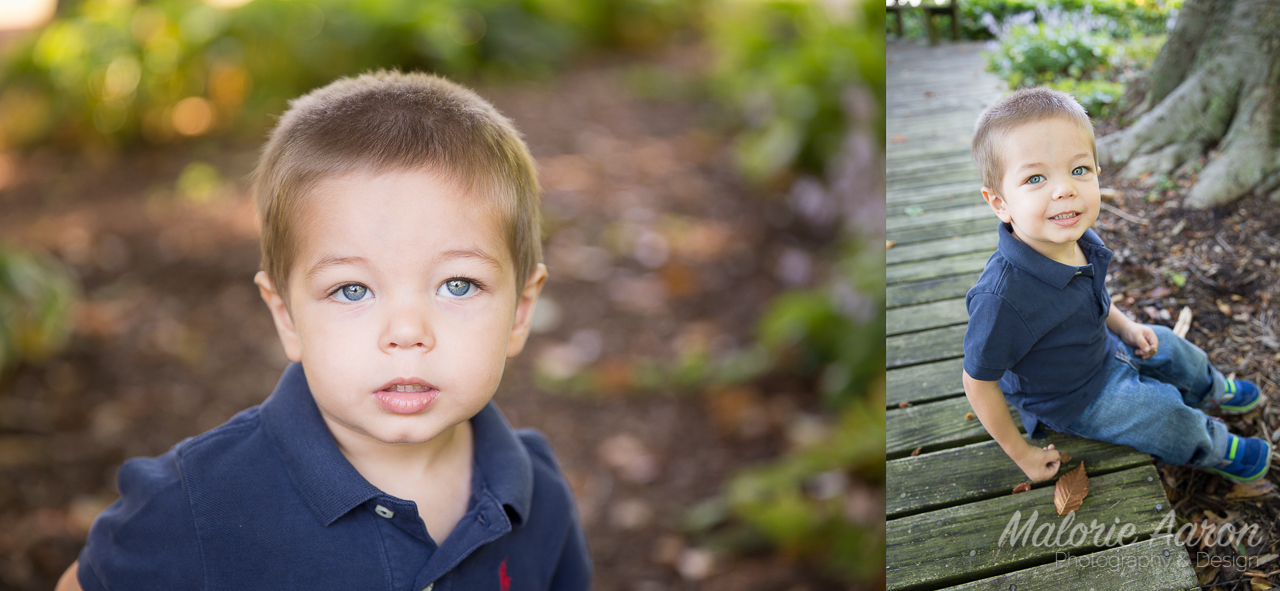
[499, 557, 511, 591]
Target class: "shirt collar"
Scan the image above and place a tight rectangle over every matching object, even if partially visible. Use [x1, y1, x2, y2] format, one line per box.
[258, 363, 534, 527]
[996, 221, 1111, 289]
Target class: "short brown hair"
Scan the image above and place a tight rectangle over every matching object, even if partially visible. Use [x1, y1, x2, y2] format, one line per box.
[972, 87, 1096, 194]
[252, 70, 542, 299]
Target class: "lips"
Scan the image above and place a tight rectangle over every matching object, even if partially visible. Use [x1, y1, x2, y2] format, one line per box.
[1048, 211, 1084, 227]
[373, 378, 439, 415]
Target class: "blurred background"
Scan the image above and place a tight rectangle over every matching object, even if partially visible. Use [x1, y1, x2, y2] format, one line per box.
[0, 0, 885, 589]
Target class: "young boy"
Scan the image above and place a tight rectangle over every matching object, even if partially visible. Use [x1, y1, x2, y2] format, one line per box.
[962, 87, 1269, 485]
[58, 71, 591, 590]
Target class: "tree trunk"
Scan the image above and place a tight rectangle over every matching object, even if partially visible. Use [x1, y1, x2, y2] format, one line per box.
[1097, 0, 1280, 209]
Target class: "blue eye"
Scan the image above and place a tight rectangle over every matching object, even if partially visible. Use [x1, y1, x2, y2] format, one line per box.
[438, 279, 477, 298]
[334, 284, 370, 302]
[1026, 174, 1045, 184]
[1073, 166, 1090, 175]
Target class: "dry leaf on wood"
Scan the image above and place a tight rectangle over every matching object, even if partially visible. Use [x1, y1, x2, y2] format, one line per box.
[886, 240, 897, 249]
[1058, 451, 1072, 464]
[898, 401, 910, 408]
[1251, 576, 1273, 590]
[910, 447, 923, 457]
[1054, 462, 1089, 516]
[1012, 483, 1031, 494]
[1227, 479, 1276, 499]
[964, 412, 975, 420]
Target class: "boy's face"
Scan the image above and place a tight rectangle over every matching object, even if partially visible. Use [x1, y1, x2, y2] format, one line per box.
[255, 168, 546, 448]
[981, 117, 1100, 264]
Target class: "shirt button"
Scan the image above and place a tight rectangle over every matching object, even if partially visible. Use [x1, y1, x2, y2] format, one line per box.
[375, 505, 395, 519]
[477, 512, 488, 526]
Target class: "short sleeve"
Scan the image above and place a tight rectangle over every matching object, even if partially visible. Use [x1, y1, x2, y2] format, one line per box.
[517, 430, 592, 591]
[78, 451, 202, 591]
[963, 292, 1036, 381]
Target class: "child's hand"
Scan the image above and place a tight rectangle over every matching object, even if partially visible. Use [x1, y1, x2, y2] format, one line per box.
[1014, 442, 1061, 482]
[1122, 323, 1160, 358]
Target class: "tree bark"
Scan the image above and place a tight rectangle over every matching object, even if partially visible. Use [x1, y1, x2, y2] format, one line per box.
[1097, 0, 1280, 209]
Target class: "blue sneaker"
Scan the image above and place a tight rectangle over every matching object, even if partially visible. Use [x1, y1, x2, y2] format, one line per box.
[1204, 435, 1271, 484]
[1217, 379, 1262, 414]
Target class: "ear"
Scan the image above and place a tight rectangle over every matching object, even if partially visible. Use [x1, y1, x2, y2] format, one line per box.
[506, 263, 548, 358]
[981, 186, 1013, 224]
[255, 271, 302, 362]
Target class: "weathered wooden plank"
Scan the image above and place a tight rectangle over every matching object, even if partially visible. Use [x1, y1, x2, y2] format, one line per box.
[887, 433, 1152, 517]
[887, 324, 965, 368]
[888, 196, 983, 219]
[887, 358, 964, 407]
[887, 465, 1173, 591]
[886, 395, 1016, 457]
[888, 203, 990, 233]
[887, 233, 994, 265]
[887, 251, 991, 284]
[887, 184, 981, 208]
[888, 272, 981, 307]
[887, 141, 974, 165]
[888, 220, 992, 247]
[887, 298, 968, 336]
[889, 170, 981, 192]
[938, 536, 1198, 591]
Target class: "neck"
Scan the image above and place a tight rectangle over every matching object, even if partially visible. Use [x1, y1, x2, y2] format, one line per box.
[326, 418, 475, 495]
[1009, 230, 1085, 266]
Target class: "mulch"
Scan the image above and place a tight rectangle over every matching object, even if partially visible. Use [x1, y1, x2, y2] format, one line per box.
[1096, 156, 1280, 590]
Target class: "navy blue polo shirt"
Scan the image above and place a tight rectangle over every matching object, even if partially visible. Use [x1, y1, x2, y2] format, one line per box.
[77, 363, 591, 591]
[963, 222, 1121, 438]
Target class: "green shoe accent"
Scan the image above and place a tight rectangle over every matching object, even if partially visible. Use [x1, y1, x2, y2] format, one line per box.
[1229, 436, 1239, 460]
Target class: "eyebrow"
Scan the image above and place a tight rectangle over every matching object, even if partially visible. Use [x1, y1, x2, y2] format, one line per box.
[1015, 153, 1094, 172]
[306, 255, 370, 281]
[437, 248, 505, 271]
[304, 248, 505, 281]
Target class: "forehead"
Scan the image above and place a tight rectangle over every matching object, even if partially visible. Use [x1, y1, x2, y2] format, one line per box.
[1000, 117, 1094, 164]
[290, 168, 511, 272]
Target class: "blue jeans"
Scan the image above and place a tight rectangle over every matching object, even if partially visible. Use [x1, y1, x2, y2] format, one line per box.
[1064, 325, 1229, 468]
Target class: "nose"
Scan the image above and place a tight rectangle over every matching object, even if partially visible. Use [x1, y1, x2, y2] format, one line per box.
[1051, 177, 1077, 200]
[379, 296, 435, 353]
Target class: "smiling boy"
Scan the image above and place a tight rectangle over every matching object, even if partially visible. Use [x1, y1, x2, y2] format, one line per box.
[962, 87, 1268, 485]
[59, 71, 590, 590]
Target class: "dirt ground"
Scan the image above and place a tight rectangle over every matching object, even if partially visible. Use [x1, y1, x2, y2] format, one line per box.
[0, 53, 862, 590]
[1094, 154, 1280, 589]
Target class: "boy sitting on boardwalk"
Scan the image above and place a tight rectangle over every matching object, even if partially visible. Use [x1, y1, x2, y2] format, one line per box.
[59, 71, 590, 590]
[962, 87, 1268, 485]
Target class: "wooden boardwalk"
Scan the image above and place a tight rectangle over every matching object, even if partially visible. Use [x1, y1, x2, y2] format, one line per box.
[883, 40, 1200, 591]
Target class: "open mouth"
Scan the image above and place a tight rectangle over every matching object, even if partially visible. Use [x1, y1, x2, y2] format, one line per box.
[1050, 212, 1080, 220]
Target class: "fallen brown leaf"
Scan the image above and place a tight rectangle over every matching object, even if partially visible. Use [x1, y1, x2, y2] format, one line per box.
[1058, 451, 1072, 464]
[1227, 479, 1275, 499]
[910, 447, 922, 457]
[1054, 462, 1089, 516]
[898, 401, 910, 409]
[1251, 576, 1273, 590]
[1012, 482, 1031, 494]
[886, 240, 897, 249]
[964, 412, 975, 420]
[1173, 306, 1193, 338]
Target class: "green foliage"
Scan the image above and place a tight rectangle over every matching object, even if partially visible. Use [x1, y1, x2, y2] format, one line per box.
[758, 240, 885, 410]
[987, 22, 1115, 88]
[0, 0, 698, 149]
[705, 0, 883, 185]
[725, 384, 885, 581]
[0, 246, 79, 377]
[964, 0, 1180, 39]
[1047, 77, 1125, 119]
